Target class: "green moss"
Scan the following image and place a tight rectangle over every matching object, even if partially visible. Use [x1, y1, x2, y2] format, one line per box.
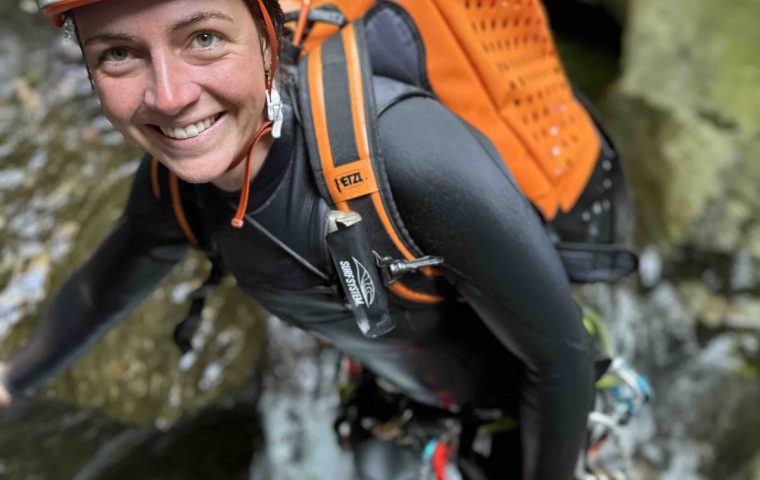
[622, 0, 760, 133]
[738, 363, 759, 381]
[607, 0, 760, 251]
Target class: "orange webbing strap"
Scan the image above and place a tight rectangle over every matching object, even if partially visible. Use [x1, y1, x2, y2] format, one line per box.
[292, 0, 312, 46]
[299, 20, 444, 304]
[281, 0, 376, 56]
[149, 157, 199, 248]
[394, 0, 600, 219]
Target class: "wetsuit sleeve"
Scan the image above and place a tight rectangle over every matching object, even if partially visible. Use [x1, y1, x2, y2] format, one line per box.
[379, 96, 595, 479]
[4, 157, 189, 395]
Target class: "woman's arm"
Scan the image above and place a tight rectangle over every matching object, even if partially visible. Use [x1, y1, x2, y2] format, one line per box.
[2, 157, 189, 396]
[380, 93, 595, 479]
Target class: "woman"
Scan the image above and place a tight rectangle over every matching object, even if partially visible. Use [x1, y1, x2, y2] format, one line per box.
[1, 0, 597, 478]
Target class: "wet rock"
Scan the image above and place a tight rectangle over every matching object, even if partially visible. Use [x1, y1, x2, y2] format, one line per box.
[52, 36, 83, 64]
[638, 245, 662, 288]
[0, 33, 23, 84]
[18, 0, 37, 15]
[0, 397, 128, 480]
[722, 296, 760, 331]
[13, 78, 43, 114]
[677, 282, 760, 331]
[251, 316, 355, 479]
[578, 280, 760, 478]
[607, 0, 760, 255]
[71, 390, 262, 480]
[677, 334, 760, 480]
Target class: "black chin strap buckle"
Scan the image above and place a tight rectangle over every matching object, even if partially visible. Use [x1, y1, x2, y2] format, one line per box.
[374, 253, 444, 286]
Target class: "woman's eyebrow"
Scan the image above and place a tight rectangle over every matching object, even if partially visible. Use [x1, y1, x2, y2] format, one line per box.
[83, 32, 140, 47]
[171, 11, 235, 32]
[81, 11, 234, 48]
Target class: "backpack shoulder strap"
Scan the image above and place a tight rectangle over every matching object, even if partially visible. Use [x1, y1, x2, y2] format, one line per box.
[297, 19, 445, 304]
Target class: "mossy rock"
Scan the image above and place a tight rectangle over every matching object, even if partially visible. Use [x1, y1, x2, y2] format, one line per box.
[0, 61, 265, 425]
[603, 0, 760, 254]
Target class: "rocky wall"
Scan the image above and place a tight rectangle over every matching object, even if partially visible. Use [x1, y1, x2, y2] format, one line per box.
[0, 2, 265, 425]
[554, 0, 760, 477]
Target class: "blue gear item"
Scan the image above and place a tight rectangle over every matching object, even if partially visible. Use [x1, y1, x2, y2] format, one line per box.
[579, 358, 653, 480]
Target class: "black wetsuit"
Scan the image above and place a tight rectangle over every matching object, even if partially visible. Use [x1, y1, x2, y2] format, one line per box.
[5, 77, 595, 479]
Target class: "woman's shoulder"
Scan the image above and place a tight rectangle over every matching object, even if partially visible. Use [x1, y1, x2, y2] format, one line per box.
[373, 76, 521, 198]
[372, 75, 434, 117]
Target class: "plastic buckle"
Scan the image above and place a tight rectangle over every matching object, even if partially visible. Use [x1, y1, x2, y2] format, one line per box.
[266, 88, 284, 138]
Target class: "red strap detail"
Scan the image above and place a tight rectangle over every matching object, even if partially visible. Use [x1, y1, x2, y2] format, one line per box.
[432, 442, 450, 480]
[231, 121, 274, 228]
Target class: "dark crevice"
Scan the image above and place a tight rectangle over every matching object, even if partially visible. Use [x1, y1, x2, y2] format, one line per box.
[542, 0, 623, 57]
[541, 0, 625, 101]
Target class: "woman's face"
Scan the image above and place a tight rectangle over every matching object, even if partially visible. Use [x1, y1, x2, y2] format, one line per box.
[75, 0, 268, 184]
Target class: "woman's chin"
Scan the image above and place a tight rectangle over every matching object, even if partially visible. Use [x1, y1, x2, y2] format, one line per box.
[157, 158, 232, 185]
[174, 171, 218, 184]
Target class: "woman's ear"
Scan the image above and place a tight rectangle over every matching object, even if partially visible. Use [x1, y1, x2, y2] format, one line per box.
[260, 36, 272, 74]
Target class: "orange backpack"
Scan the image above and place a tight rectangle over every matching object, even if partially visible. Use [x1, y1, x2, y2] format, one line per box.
[290, 0, 636, 304]
[284, 0, 600, 220]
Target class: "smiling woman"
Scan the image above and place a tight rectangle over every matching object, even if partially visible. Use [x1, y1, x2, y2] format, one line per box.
[0, 0, 629, 479]
[75, 0, 274, 190]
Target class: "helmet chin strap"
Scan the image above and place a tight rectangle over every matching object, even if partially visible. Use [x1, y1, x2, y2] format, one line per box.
[230, 0, 282, 229]
[230, 121, 273, 228]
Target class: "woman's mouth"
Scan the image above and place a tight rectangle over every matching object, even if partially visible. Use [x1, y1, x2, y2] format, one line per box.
[157, 113, 223, 140]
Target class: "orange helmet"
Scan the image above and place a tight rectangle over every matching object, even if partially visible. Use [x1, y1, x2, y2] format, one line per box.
[37, 0, 105, 27]
[37, 0, 282, 79]
[38, 0, 282, 34]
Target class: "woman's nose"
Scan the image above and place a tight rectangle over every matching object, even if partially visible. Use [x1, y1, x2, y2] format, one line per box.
[143, 52, 201, 115]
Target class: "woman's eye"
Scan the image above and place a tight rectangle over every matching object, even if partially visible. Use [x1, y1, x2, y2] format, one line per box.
[102, 47, 130, 63]
[193, 32, 220, 49]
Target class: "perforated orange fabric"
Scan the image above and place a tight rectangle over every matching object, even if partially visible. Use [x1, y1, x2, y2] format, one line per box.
[395, 0, 599, 218]
[282, 0, 600, 219]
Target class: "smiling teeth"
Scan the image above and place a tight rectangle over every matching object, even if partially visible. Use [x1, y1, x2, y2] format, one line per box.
[160, 115, 217, 139]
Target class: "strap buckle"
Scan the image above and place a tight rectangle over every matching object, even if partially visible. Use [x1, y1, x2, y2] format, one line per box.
[374, 253, 444, 285]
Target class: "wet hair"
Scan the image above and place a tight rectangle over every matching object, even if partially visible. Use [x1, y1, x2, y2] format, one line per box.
[244, 0, 285, 55]
[62, 14, 76, 40]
